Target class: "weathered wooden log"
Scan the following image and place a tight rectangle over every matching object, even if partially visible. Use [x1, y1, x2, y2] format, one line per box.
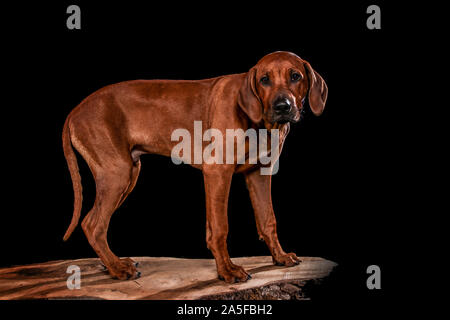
[0, 256, 337, 300]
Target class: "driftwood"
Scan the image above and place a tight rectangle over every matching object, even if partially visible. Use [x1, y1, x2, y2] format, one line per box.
[0, 256, 336, 300]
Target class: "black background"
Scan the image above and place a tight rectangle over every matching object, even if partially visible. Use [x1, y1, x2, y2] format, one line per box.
[1, 0, 410, 311]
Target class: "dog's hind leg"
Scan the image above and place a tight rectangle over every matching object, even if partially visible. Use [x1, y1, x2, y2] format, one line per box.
[81, 158, 140, 280]
[117, 160, 141, 208]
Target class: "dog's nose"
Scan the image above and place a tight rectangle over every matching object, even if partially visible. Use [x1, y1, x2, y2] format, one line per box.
[273, 98, 291, 113]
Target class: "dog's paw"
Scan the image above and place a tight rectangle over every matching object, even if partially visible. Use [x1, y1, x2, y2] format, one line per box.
[106, 258, 140, 280]
[273, 252, 301, 267]
[218, 264, 251, 284]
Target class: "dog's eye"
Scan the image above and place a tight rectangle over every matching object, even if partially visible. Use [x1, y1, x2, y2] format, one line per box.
[291, 72, 302, 82]
[260, 75, 270, 85]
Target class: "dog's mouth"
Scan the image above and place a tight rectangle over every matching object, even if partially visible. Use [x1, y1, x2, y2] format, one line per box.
[270, 109, 303, 124]
[299, 107, 306, 120]
[275, 117, 292, 124]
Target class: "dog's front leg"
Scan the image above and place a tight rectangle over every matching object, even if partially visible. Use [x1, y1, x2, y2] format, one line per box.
[244, 170, 301, 266]
[203, 166, 251, 283]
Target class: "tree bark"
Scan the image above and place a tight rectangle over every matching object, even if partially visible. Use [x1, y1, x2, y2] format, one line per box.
[0, 256, 336, 300]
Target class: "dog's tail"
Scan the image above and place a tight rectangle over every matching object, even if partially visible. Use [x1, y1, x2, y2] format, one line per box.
[62, 116, 83, 241]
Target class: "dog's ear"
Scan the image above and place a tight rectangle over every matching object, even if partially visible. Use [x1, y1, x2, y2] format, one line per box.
[238, 67, 263, 123]
[304, 61, 328, 116]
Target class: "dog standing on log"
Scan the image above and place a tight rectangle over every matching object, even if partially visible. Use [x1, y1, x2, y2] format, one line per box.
[62, 51, 328, 283]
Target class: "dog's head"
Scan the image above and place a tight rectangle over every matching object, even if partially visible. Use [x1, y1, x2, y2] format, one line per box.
[238, 51, 328, 125]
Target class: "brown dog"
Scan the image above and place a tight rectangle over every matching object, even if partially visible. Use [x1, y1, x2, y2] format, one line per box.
[62, 51, 327, 283]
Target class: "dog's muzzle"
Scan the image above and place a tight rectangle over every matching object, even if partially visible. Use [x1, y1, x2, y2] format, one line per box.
[273, 98, 292, 114]
[271, 97, 298, 124]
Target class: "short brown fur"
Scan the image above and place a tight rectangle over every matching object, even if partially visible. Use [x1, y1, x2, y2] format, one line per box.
[62, 52, 328, 282]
